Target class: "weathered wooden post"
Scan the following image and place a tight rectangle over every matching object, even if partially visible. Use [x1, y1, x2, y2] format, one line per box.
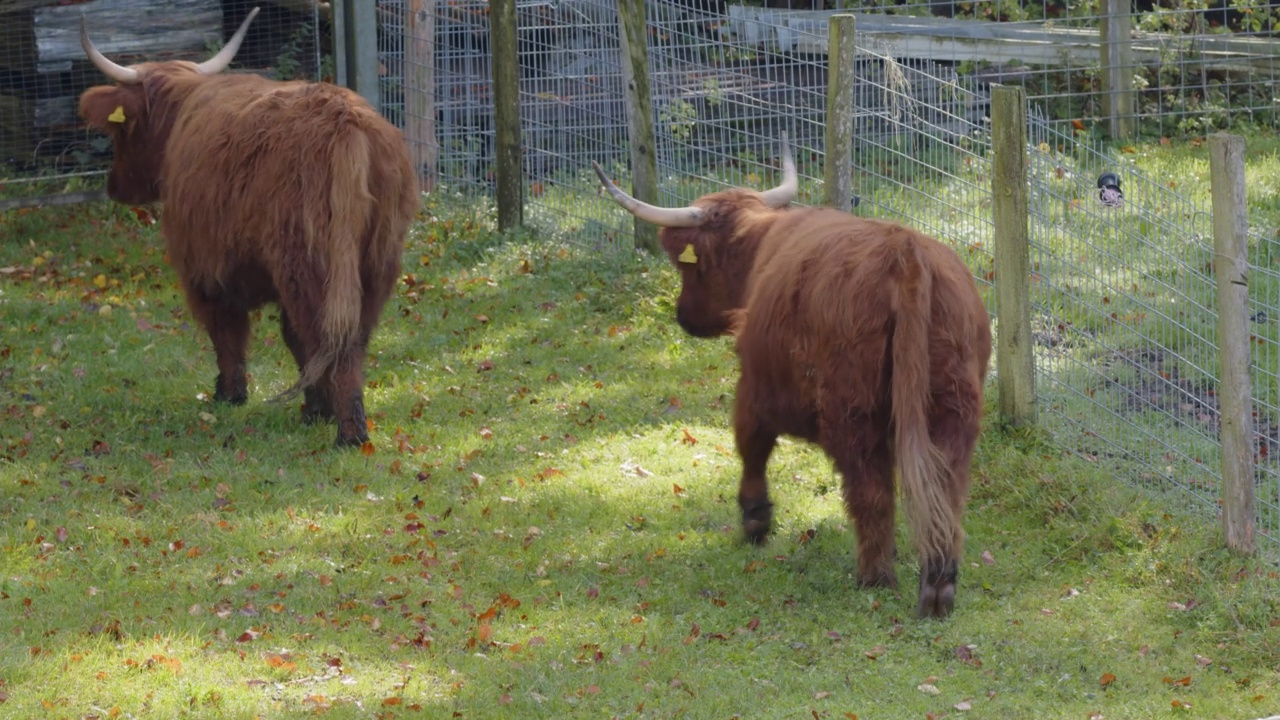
[331, 0, 348, 87]
[491, 0, 522, 230]
[406, 0, 438, 192]
[337, 0, 380, 111]
[1209, 132, 1257, 556]
[824, 14, 856, 211]
[617, 0, 660, 254]
[1100, 0, 1135, 140]
[991, 84, 1036, 427]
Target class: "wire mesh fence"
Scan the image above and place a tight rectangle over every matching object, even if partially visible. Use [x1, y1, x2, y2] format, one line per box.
[378, 0, 634, 248]
[1024, 115, 1280, 549]
[3, 0, 1278, 554]
[727, 0, 1280, 138]
[0, 0, 330, 198]
[1025, 114, 1224, 514]
[375, 0, 1280, 554]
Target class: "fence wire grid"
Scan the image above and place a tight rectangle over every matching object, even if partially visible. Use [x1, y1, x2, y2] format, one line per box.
[3, 1, 1278, 555]
[0, 0, 330, 192]
[380, 0, 1280, 554]
[730, 0, 1280, 138]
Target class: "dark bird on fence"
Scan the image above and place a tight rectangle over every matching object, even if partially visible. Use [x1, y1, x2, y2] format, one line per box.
[1096, 172, 1123, 208]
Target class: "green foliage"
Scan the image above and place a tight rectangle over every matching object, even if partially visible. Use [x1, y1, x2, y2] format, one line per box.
[273, 21, 315, 82]
[1, 159, 1279, 717]
[659, 98, 699, 143]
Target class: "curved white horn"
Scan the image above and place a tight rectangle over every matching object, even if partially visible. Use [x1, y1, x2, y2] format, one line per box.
[591, 161, 705, 228]
[81, 14, 140, 84]
[196, 7, 260, 75]
[757, 132, 798, 209]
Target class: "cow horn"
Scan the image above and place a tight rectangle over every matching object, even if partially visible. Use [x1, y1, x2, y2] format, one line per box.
[757, 132, 798, 209]
[195, 7, 260, 75]
[80, 15, 140, 84]
[591, 161, 706, 228]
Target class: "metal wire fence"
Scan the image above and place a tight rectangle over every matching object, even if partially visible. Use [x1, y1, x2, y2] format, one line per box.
[0, 0, 330, 197]
[1024, 116, 1280, 548]
[1026, 117, 1224, 511]
[376, 0, 1280, 554]
[730, 0, 1280, 138]
[3, 1, 1277, 553]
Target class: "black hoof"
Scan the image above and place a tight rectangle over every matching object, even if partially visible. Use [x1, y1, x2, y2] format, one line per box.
[857, 568, 898, 590]
[332, 397, 369, 447]
[301, 388, 335, 425]
[917, 558, 958, 619]
[213, 373, 247, 405]
[741, 501, 773, 545]
[213, 387, 247, 405]
[334, 430, 368, 448]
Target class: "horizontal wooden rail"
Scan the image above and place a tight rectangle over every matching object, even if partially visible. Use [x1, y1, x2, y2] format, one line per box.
[727, 6, 1280, 72]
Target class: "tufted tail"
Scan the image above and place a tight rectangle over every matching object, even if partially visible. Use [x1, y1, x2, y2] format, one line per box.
[890, 243, 959, 576]
[268, 132, 372, 403]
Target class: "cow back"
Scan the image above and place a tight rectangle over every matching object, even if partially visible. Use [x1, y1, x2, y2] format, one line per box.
[158, 72, 416, 292]
[735, 210, 989, 417]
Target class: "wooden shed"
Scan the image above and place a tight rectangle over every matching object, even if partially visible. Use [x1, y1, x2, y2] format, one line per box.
[0, 0, 328, 168]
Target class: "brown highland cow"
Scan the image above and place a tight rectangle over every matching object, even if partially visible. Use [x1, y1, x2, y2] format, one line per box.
[78, 8, 418, 447]
[593, 139, 991, 617]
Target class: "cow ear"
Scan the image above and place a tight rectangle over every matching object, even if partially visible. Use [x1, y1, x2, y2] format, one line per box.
[79, 86, 132, 132]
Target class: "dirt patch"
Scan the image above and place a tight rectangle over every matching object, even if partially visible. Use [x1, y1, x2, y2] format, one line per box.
[1099, 347, 1280, 463]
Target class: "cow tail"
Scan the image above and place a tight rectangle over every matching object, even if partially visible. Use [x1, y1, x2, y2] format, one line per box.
[270, 132, 373, 403]
[891, 244, 957, 569]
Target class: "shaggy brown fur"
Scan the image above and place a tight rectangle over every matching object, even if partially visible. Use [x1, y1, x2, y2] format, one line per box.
[79, 63, 417, 447]
[659, 191, 991, 619]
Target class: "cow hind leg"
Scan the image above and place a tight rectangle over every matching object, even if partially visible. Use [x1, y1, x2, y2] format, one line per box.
[915, 403, 980, 620]
[831, 430, 898, 590]
[280, 309, 334, 424]
[325, 273, 398, 448]
[734, 403, 778, 544]
[186, 288, 251, 404]
[327, 347, 369, 448]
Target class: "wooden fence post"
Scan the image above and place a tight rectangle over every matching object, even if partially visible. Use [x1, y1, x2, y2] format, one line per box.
[991, 84, 1036, 428]
[491, 0, 522, 231]
[618, 0, 659, 254]
[824, 14, 856, 211]
[338, 0, 380, 111]
[1100, 0, 1135, 141]
[331, 0, 347, 88]
[406, 0, 438, 192]
[1209, 132, 1257, 556]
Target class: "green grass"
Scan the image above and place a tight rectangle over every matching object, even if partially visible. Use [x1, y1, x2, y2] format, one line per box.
[2, 179, 1279, 719]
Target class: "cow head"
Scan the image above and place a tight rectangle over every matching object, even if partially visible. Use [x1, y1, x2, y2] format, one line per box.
[592, 137, 797, 337]
[77, 8, 260, 205]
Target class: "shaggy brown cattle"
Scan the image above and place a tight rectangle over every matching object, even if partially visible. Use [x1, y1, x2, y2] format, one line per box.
[78, 8, 418, 447]
[593, 141, 991, 617]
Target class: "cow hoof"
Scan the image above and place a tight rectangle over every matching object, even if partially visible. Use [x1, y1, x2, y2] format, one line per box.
[301, 387, 334, 424]
[856, 568, 898, 590]
[214, 387, 247, 405]
[916, 580, 956, 619]
[917, 559, 958, 619]
[213, 373, 247, 404]
[334, 431, 368, 448]
[741, 501, 773, 545]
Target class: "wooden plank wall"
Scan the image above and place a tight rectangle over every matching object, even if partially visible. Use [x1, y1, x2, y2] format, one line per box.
[726, 6, 1280, 73]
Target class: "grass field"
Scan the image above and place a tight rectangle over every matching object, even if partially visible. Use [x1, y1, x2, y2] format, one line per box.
[2, 142, 1280, 719]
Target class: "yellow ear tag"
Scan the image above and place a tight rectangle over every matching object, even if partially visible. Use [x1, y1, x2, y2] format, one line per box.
[678, 243, 698, 264]
[107, 105, 126, 123]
